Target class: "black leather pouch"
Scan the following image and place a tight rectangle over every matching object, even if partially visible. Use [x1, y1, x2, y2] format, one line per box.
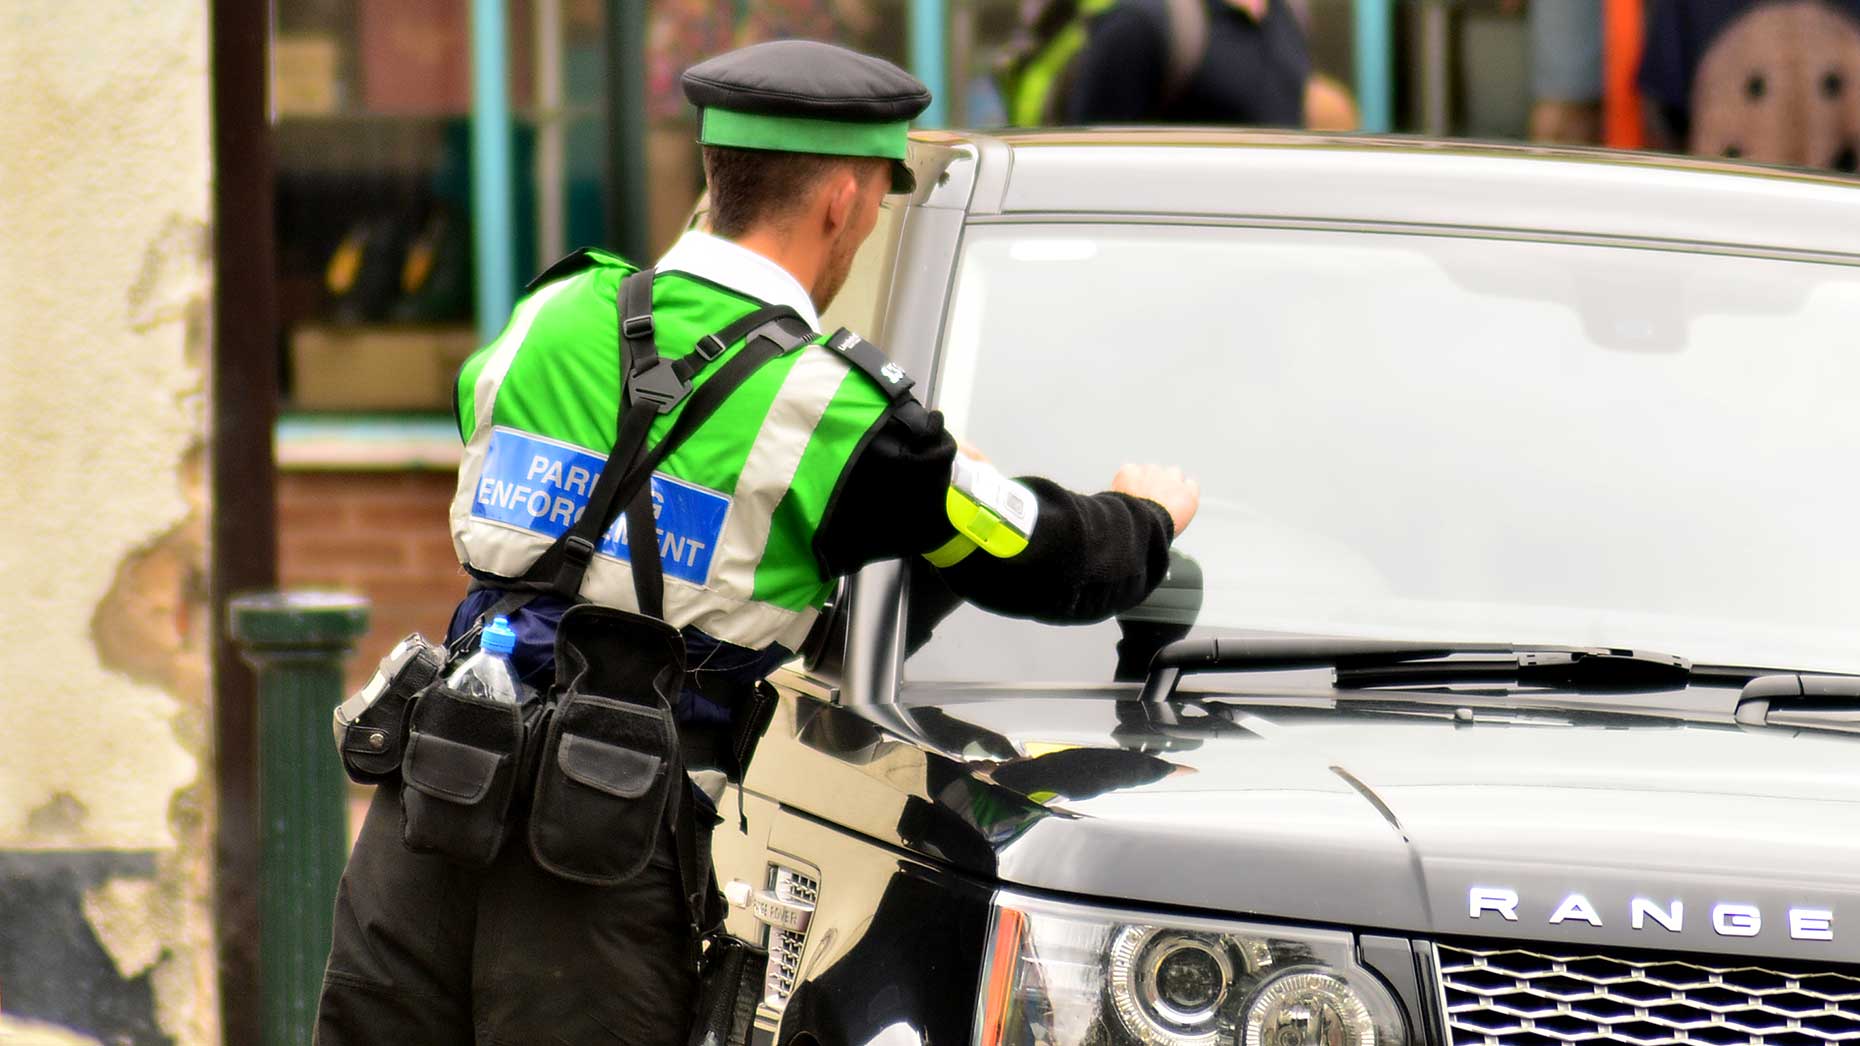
[528, 604, 686, 886]
[398, 682, 523, 866]
[685, 934, 768, 1046]
[334, 634, 445, 784]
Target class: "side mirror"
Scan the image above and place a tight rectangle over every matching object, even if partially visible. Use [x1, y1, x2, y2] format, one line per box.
[1113, 550, 1204, 682]
[1119, 549, 1204, 627]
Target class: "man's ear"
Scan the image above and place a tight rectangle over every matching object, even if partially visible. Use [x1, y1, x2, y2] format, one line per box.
[821, 164, 862, 236]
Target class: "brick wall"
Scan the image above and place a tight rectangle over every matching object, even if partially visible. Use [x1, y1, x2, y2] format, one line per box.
[278, 469, 466, 691]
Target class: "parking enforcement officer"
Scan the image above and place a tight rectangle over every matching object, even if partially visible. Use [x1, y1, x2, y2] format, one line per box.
[315, 39, 1199, 1045]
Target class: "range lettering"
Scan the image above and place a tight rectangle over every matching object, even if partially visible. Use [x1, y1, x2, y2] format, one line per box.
[1469, 888, 1834, 941]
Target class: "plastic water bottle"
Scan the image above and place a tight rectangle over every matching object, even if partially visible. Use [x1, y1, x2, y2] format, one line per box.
[446, 615, 523, 704]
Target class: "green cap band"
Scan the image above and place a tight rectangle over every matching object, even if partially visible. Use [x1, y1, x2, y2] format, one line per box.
[700, 107, 910, 161]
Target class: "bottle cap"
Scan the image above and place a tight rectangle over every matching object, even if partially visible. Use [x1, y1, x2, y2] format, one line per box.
[482, 615, 518, 656]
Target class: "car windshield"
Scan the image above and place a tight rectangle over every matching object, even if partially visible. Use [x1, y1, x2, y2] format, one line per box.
[904, 221, 1860, 684]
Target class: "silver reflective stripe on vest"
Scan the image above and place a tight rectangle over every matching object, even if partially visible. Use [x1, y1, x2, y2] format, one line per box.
[449, 278, 574, 573]
[450, 337, 849, 652]
[708, 347, 850, 606]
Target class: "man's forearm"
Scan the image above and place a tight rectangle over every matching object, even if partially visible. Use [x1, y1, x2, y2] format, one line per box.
[815, 410, 1182, 624]
[935, 477, 1175, 622]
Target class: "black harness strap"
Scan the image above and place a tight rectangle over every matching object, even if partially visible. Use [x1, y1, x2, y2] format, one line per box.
[620, 268, 689, 414]
[517, 268, 811, 609]
[532, 268, 663, 600]
[824, 327, 914, 401]
[623, 485, 664, 618]
[599, 315, 814, 509]
[600, 312, 813, 618]
[585, 314, 813, 613]
[823, 326, 937, 440]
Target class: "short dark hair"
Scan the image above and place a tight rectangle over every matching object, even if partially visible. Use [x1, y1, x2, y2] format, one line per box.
[702, 145, 883, 238]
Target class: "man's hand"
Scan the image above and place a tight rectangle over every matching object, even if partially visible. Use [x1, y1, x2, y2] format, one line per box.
[1112, 464, 1199, 538]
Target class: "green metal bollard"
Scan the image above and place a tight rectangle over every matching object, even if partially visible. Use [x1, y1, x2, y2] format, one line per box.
[229, 591, 371, 1046]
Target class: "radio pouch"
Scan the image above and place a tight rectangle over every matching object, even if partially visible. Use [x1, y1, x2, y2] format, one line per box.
[399, 682, 524, 867]
[528, 603, 686, 886]
[333, 633, 446, 784]
[685, 933, 769, 1046]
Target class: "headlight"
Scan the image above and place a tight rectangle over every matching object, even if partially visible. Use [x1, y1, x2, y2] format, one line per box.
[975, 891, 1407, 1046]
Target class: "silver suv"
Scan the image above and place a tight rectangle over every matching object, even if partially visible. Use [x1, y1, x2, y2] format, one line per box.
[712, 129, 1860, 1046]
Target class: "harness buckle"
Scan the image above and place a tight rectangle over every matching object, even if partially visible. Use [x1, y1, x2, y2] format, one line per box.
[694, 333, 728, 362]
[551, 535, 599, 597]
[627, 357, 691, 414]
[622, 313, 654, 339]
[562, 534, 596, 567]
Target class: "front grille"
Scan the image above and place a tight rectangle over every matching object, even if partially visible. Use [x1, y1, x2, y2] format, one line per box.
[774, 870, 817, 907]
[766, 927, 806, 1002]
[762, 866, 817, 1012]
[1437, 944, 1860, 1046]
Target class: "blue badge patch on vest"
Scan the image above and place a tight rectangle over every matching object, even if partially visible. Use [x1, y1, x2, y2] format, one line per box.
[472, 428, 729, 585]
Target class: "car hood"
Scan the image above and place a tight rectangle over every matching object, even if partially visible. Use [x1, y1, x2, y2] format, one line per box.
[764, 688, 1860, 964]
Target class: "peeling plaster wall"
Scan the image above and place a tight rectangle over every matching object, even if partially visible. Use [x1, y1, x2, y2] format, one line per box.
[0, 4, 217, 1045]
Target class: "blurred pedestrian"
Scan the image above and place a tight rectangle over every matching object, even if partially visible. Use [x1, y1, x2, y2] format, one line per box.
[1065, 0, 1312, 125]
[1305, 71, 1360, 132]
[1639, 0, 1860, 171]
[1529, 0, 1604, 144]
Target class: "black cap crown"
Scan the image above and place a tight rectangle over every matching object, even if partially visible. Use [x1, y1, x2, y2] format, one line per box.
[682, 40, 931, 122]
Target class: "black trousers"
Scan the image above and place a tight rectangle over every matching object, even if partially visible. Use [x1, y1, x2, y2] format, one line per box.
[315, 782, 702, 1046]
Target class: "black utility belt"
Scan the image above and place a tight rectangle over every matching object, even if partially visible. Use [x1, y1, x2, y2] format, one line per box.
[332, 604, 777, 888]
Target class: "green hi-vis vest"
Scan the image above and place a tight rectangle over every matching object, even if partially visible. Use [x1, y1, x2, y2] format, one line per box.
[449, 250, 892, 651]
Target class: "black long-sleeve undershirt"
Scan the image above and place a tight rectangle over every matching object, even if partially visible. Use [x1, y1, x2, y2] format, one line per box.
[812, 404, 1177, 626]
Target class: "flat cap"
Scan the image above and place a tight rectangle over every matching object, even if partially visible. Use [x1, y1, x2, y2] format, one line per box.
[683, 40, 932, 192]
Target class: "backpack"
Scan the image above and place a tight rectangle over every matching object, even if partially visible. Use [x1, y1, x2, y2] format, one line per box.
[997, 0, 1211, 126]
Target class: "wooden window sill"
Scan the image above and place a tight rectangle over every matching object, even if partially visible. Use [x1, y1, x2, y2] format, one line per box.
[277, 413, 463, 472]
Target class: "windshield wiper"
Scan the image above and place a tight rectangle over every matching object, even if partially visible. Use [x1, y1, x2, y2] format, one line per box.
[1736, 674, 1860, 733]
[1334, 649, 1707, 691]
[1139, 636, 1769, 702]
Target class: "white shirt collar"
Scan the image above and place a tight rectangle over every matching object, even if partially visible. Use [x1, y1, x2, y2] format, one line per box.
[655, 229, 821, 330]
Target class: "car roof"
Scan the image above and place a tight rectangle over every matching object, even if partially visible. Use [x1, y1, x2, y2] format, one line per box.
[913, 128, 1860, 262]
